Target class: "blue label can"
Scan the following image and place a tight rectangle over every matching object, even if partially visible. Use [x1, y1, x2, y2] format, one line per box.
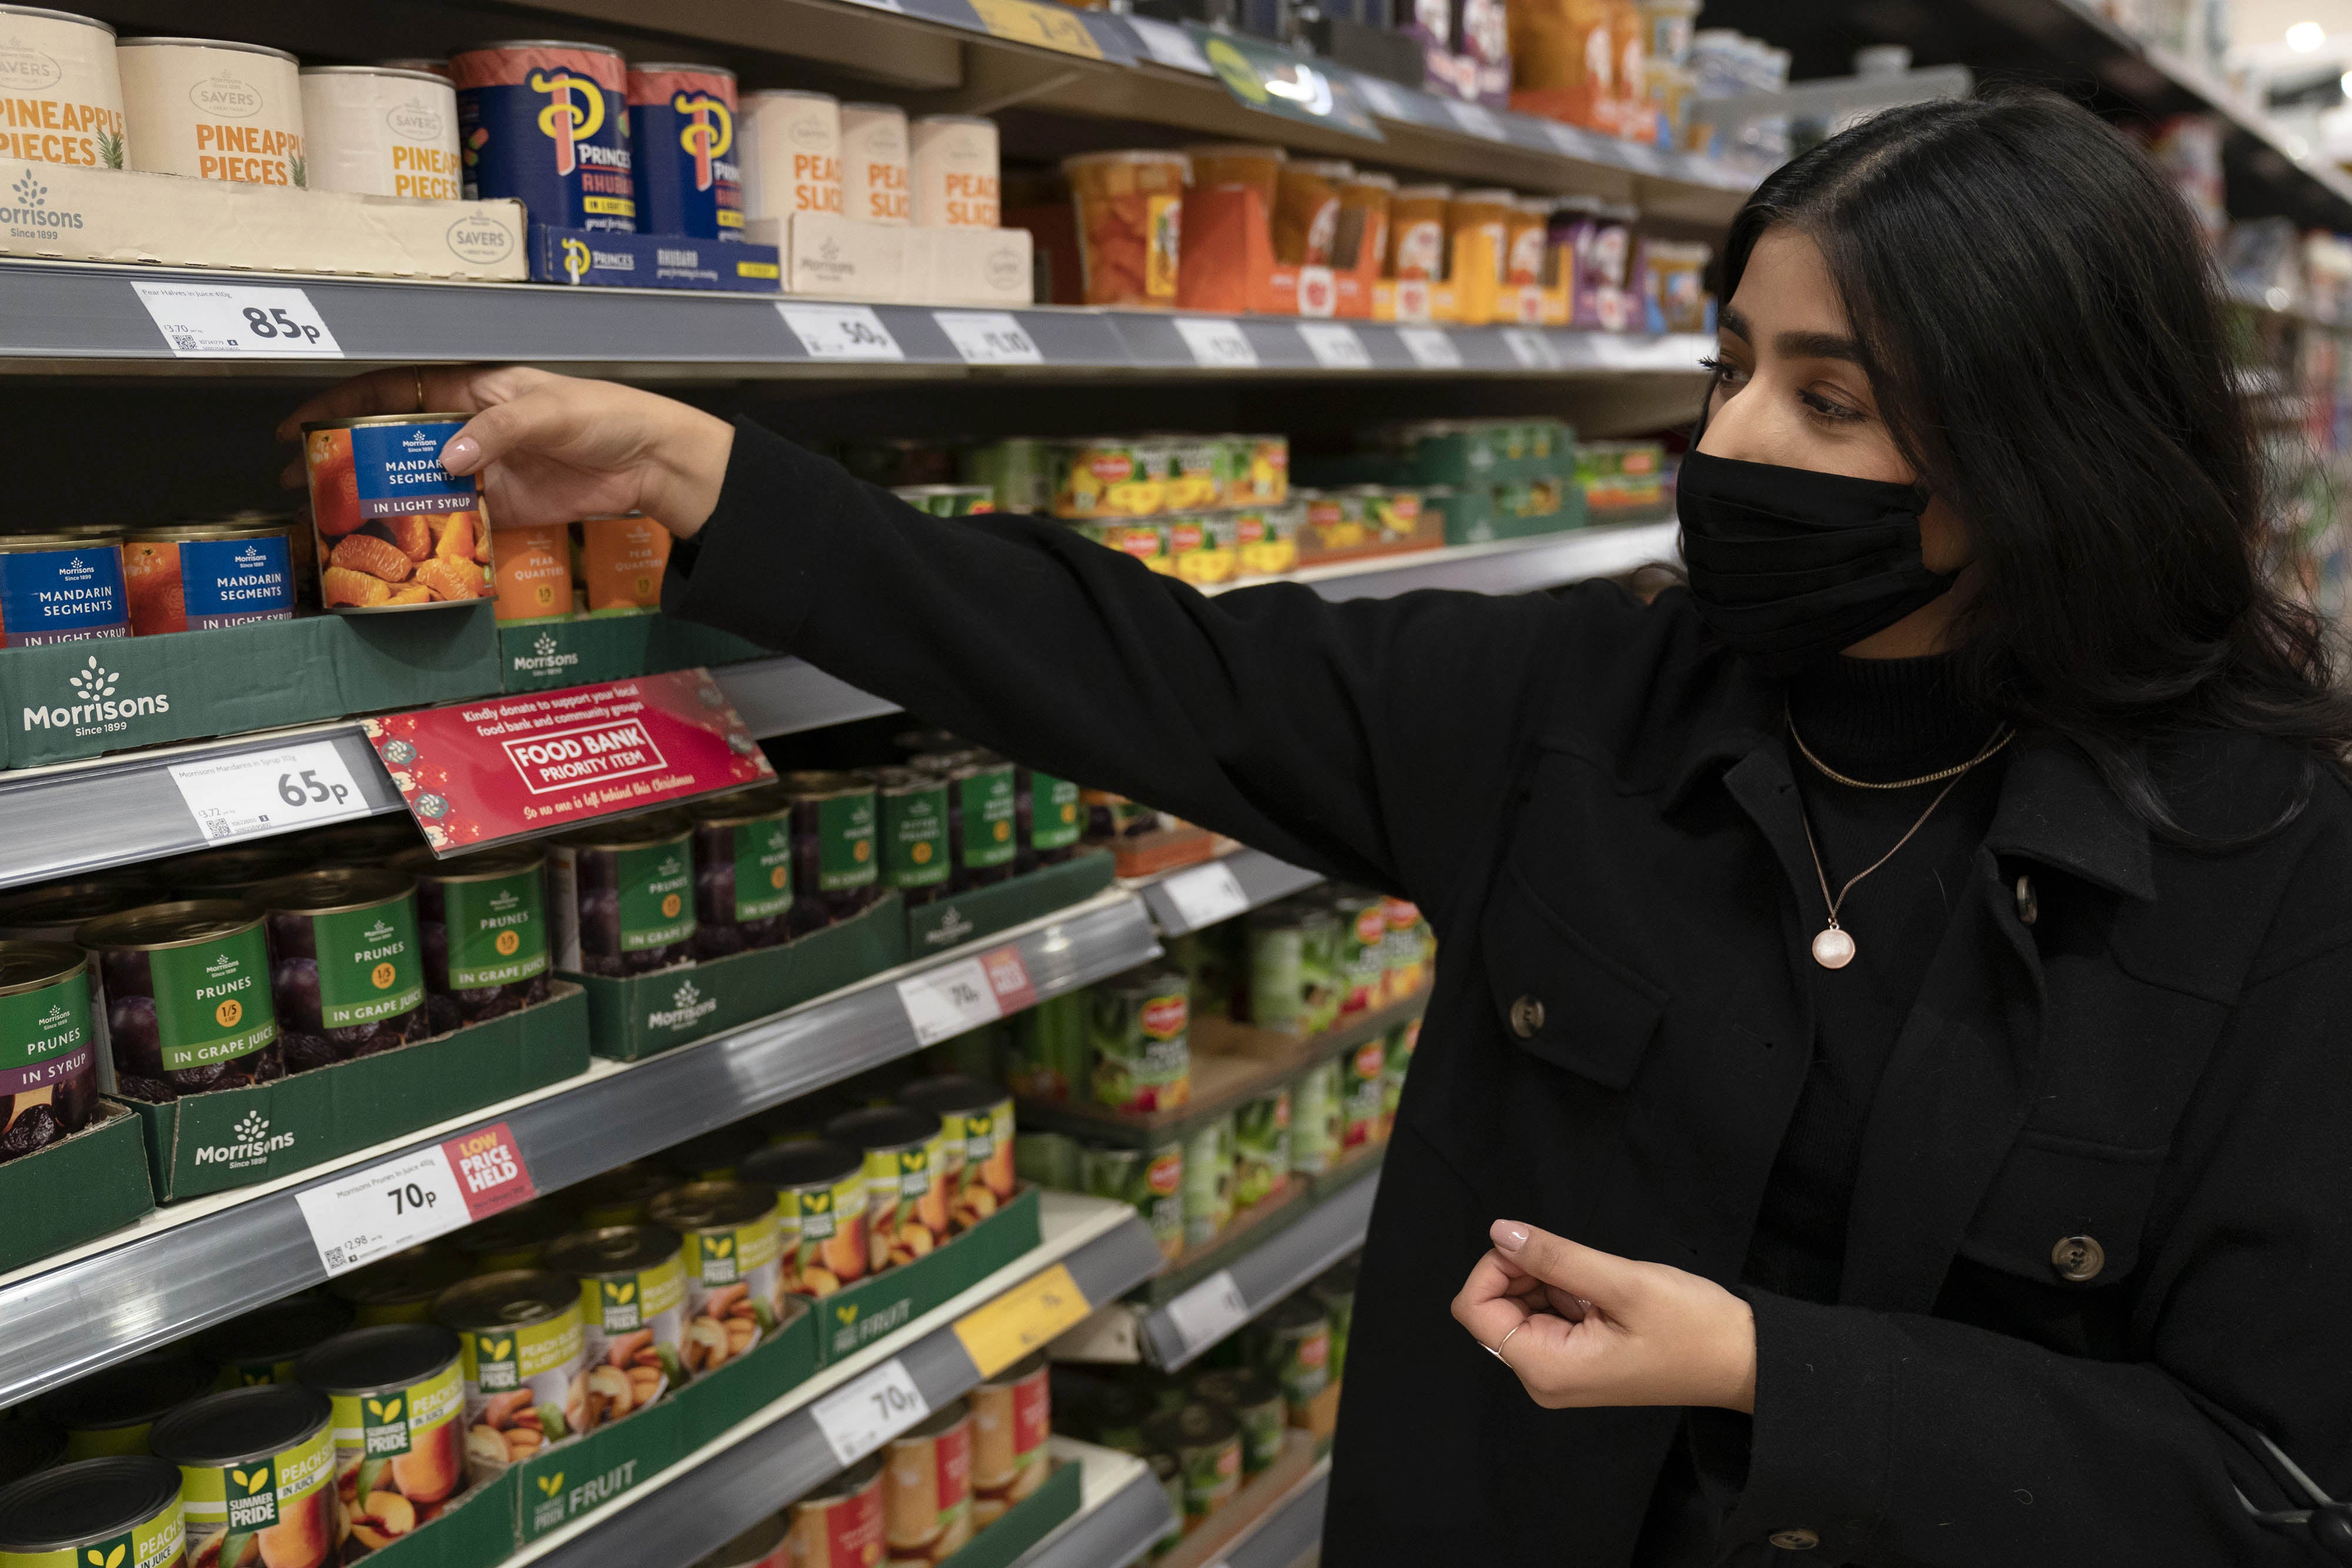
[171, 531, 296, 630]
[628, 63, 742, 240]
[0, 536, 129, 647]
[452, 40, 635, 232]
[302, 416, 492, 613]
[349, 420, 479, 517]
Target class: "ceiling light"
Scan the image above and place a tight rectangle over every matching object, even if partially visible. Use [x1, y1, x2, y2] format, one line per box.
[2288, 19, 2326, 52]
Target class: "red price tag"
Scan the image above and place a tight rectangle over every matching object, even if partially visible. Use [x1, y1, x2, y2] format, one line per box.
[442, 1121, 534, 1219]
[981, 946, 1037, 1013]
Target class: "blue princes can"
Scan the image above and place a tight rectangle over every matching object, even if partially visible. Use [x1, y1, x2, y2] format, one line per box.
[627, 63, 741, 240]
[0, 535, 130, 647]
[451, 40, 634, 232]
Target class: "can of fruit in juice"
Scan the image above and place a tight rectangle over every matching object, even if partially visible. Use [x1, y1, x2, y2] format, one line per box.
[0, 534, 127, 646]
[293, 1325, 469, 1540]
[0, 879, 151, 944]
[1245, 1297, 1331, 1425]
[489, 521, 572, 624]
[740, 88, 839, 219]
[0, 1457, 185, 1568]
[780, 771, 880, 931]
[883, 1400, 973, 1564]
[838, 102, 908, 225]
[650, 1181, 783, 1376]
[35, 1351, 213, 1460]
[578, 513, 670, 614]
[300, 415, 492, 613]
[390, 843, 551, 1025]
[866, 767, 950, 906]
[76, 901, 279, 1102]
[116, 37, 303, 185]
[933, 753, 1016, 890]
[629, 63, 740, 239]
[450, 41, 633, 230]
[740, 1139, 868, 1297]
[1086, 967, 1189, 1114]
[193, 1295, 354, 1389]
[298, 64, 460, 196]
[433, 1270, 589, 1465]
[787, 1455, 884, 1568]
[0, 941, 95, 1164]
[968, 1353, 1048, 1526]
[0, 7, 123, 170]
[546, 811, 698, 977]
[897, 1075, 1015, 1229]
[246, 868, 427, 1069]
[827, 1106, 949, 1273]
[908, 113, 997, 229]
[148, 1386, 336, 1568]
[684, 785, 794, 958]
[540, 1225, 687, 1409]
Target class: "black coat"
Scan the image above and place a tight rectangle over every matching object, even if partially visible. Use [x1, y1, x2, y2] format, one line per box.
[669, 420, 2352, 1566]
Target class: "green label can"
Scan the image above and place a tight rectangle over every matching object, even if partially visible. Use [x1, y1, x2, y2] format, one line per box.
[1025, 772, 1083, 853]
[1086, 968, 1190, 1114]
[876, 775, 951, 891]
[1247, 1300, 1331, 1422]
[443, 870, 548, 990]
[146, 924, 276, 1074]
[153, 1391, 336, 1568]
[0, 1458, 187, 1568]
[1232, 1089, 1290, 1211]
[0, 948, 95, 1163]
[805, 788, 878, 892]
[1181, 1115, 1234, 1248]
[1291, 1059, 1342, 1175]
[308, 901, 425, 1031]
[1333, 892, 1389, 1017]
[541, 1228, 687, 1420]
[1081, 1142, 1184, 1259]
[787, 1166, 870, 1297]
[1342, 1035, 1388, 1151]
[438, 1271, 589, 1465]
[650, 1182, 785, 1377]
[951, 761, 1018, 874]
[727, 820, 794, 922]
[1140, 1406, 1240, 1526]
[1382, 1018, 1418, 1137]
[1246, 905, 1339, 1038]
[615, 842, 696, 954]
[1188, 1368, 1285, 1477]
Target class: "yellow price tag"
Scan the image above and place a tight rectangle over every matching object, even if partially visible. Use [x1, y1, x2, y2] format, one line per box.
[954, 1263, 1092, 1376]
[967, 0, 1105, 59]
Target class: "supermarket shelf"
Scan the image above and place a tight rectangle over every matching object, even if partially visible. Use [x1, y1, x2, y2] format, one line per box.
[1143, 1167, 1379, 1370]
[1205, 519, 1679, 602]
[1012, 1441, 1177, 1568]
[1215, 1460, 1331, 1568]
[0, 887, 1160, 1409]
[1131, 846, 1325, 938]
[713, 655, 903, 740]
[516, 1194, 1168, 1568]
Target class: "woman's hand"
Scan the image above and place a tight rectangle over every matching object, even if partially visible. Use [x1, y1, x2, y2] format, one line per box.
[276, 366, 735, 539]
[1452, 1219, 1757, 1413]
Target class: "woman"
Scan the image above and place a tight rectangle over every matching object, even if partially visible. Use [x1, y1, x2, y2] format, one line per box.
[285, 92, 2352, 1563]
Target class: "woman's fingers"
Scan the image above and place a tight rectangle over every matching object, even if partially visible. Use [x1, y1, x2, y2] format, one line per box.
[1451, 1249, 1535, 1350]
[274, 366, 481, 443]
[1489, 1219, 1649, 1309]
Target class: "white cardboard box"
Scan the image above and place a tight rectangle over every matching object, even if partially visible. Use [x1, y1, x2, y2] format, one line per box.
[764, 213, 1032, 306]
[0, 161, 527, 280]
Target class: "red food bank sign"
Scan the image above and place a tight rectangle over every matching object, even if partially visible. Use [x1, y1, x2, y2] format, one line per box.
[365, 668, 774, 851]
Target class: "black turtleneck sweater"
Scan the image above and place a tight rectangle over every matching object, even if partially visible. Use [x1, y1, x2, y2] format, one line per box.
[1636, 652, 2008, 1563]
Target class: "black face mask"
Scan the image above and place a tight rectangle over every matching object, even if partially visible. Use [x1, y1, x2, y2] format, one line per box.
[1676, 447, 1956, 679]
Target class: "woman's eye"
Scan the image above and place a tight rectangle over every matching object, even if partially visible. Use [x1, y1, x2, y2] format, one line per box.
[1699, 355, 1747, 387]
[1799, 388, 1864, 424]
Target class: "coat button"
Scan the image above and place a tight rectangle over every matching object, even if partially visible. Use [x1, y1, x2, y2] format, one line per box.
[1509, 995, 1545, 1038]
[2014, 875, 2038, 925]
[2051, 1234, 2105, 1282]
[1768, 1529, 1820, 1551]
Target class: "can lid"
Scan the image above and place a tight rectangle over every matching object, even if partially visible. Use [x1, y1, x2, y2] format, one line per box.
[983, 1350, 1048, 1386]
[1187, 1366, 1281, 1410]
[303, 816, 429, 864]
[904, 1399, 968, 1439]
[657, 1124, 761, 1178]
[293, 1323, 462, 1395]
[74, 898, 263, 953]
[118, 35, 299, 63]
[777, 770, 873, 801]
[0, 1417, 63, 1492]
[148, 1385, 332, 1469]
[631, 61, 737, 80]
[453, 39, 626, 58]
[245, 866, 415, 918]
[648, 1179, 776, 1233]
[0, 7, 113, 37]
[683, 784, 792, 828]
[824, 1105, 938, 1151]
[897, 1075, 1007, 1119]
[193, 1293, 355, 1368]
[432, 1268, 579, 1331]
[300, 413, 470, 432]
[388, 841, 543, 881]
[858, 766, 944, 795]
[0, 1458, 182, 1553]
[0, 532, 117, 550]
[34, 1351, 213, 1432]
[1061, 149, 1189, 171]
[298, 65, 453, 88]
[542, 1223, 683, 1279]
[0, 940, 83, 994]
[1141, 1402, 1238, 1450]
[739, 1138, 863, 1189]
[563, 1160, 677, 1211]
[553, 808, 693, 851]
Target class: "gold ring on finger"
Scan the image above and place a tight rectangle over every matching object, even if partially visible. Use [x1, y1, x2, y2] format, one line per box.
[1486, 1322, 1524, 1363]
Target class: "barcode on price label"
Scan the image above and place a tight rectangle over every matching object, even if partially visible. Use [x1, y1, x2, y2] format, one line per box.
[777, 302, 906, 360]
[1297, 322, 1371, 370]
[132, 282, 344, 358]
[1397, 326, 1463, 370]
[810, 1358, 931, 1467]
[168, 740, 372, 842]
[935, 310, 1043, 365]
[1163, 1268, 1251, 1356]
[296, 1122, 535, 1276]
[1162, 861, 1250, 930]
[1174, 317, 1258, 369]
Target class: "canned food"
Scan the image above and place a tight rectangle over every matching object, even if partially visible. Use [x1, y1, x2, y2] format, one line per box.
[0, 1457, 185, 1568]
[1355, 486, 1423, 544]
[0, 942, 94, 1165]
[329, 1245, 468, 1328]
[787, 1454, 884, 1568]
[1070, 520, 1167, 570]
[889, 485, 995, 517]
[629, 63, 741, 239]
[1140, 1405, 1239, 1532]
[827, 1106, 949, 1273]
[435, 1269, 590, 1465]
[1080, 1141, 1183, 1259]
[1063, 151, 1186, 309]
[0, 534, 128, 646]
[1053, 440, 1162, 520]
[1232, 1088, 1290, 1211]
[780, 771, 879, 933]
[163, 845, 306, 900]
[547, 811, 697, 977]
[1448, 188, 1515, 283]
[1379, 895, 1425, 998]
[838, 101, 908, 225]
[0, 879, 151, 944]
[1300, 489, 1368, 553]
[0, 1420, 62, 1491]
[540, 1225, 687, 1409]
[1181, 1115, 1233, 1248]
[148, 1386, 336, 1568]
[1274, 158, 1351, 266]
[1168, 513, 1238, 586]
[298, 64, 460, 197]
[1005, 991, 1085, 1102]
[649, 1182, 783, 1376]
[691, 1514, 787, 1568]
[908, 113, 997, 228]
[1342, 1034, 1387, 1151]
[390, 843, 552, 1026]
[1312, 1259, 1358, 1382]
[686, 786, 794, 958]
[1015, 767, 1083, 870]
[739, 88, 838, 219]
[1148, 1451, 1182, 1552]
[0, 6, 122, 170]
[740, 1139, 868, 1297]
[1086, 966, 1189, 1114]
[563, 1162, 676, 1228]
[968, 1353, 1048, 1527]
[659, 1125, 761, 1183]
[451, 1197, 576, 1272]
[1188, 1368, 1284, 1476]
[36, 1352, 214, 1461]
[1011, 1130, 1079, 1190]
[1382, 1018, 1418, 1139]
[489, 521, 572, 624]
[955, 439, 1051, 516]
[452, 41, 633, 229]
[1289, 1059, 1342, 1176]
[300, 416, 492, 613]
[195, 1296, 355, 1389]
[897, 1075, 1015, 1230]
[246, 868, 427, 1071]
[1182, 142, 1283, 212]
[117, 37, 303, 185]
[883, 1400, 971, 1565]
[294, 1324, 469, 1538]
[1246, 903, 1339, 1038]
[864, 768, 950, 905]
[77, 901, 279, 1101]
[1235, 503, 1299, 576]
[1332, 890, 1389, 1017]
[1245, 1298, 1330, 1425]
[578, 513, 670, 616]
[938, 754, 1017, 889]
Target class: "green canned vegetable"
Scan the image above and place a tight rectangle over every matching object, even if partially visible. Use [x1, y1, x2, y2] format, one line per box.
[1291, 1059, 1342, 1176]
[1139, 1405, 1240, 1528]
[891, 484, 996, 516]
[1247, 902, 1340, 1037]
[1342, 1032, 1387, 1152]
[1314, 1259, 1359, 1383]
[957, 439, 1051, 515]
[1087, 966, 1190, 1114]
[1182, 1114, 1235, 1248]
[1188, 1368, 1285, 1476]
[1081, 1141, 1184, 1259]
[1246, 1297, 1331, 1425]
[1007, 991, 1086, 1101]
[1232, 1088, 1290, 1211]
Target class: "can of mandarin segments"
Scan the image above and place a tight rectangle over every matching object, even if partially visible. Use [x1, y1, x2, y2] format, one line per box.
[122, 523, 295, 635]
[300, 416, 492, 613]
[0, 534, 127, 646]
[451, 41, 634, 230]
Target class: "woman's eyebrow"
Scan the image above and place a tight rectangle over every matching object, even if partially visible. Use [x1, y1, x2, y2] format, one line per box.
[1719, 306, 1751, 341]
[1776, 329, 1864, 363]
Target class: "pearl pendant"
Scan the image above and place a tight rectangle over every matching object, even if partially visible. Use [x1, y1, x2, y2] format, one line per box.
[1812, 926, 1856, 969]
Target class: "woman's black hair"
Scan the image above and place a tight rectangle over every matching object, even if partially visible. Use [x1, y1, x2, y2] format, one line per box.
[1725, 88, 2351, 835]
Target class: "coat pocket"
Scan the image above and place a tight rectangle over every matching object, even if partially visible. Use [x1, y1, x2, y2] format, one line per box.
[1481, 861, 1671, 1091]
[1957, 1131, 2167, 1286]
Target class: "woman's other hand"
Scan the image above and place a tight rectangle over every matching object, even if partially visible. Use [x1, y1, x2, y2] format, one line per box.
[277, 367, 735, 539]
[1452, 1219, 1758, 1413]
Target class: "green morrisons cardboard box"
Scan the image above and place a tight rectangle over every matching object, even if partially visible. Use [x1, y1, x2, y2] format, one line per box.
[0, 1099, 155, 1273]
[940, 1460, 1083, 1568]
[906, 852, 1115, 957]
[0, 601, 502, 770]
[499, 613, 769, 694]
[573, 891, 907, 1063]
[129, 984, 589, 1202]
[810, 1185, 1044, 1366]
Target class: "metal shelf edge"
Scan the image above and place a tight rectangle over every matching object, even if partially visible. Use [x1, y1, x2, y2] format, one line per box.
[1012, 1442, 1175, 1568]
[1218, 1460, 1332, 1568]
[1131, 846, 1325, 937]
[1144, 1169, 1380, 1371]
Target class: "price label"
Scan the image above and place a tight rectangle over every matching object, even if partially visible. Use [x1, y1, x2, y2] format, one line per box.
[169, 740, 372, 843]
[296, 1122, 534, 1275]
[810, 1358, 932, 1467]
[1446, 100, 1506, 140]
[967, 0, 1105, 58]
[1352, 75, 1411, 120]
[1162, 1269, 1252, 1356]
[954, 1263, 1093, 1376]
[1174, 317, 1259, 369]
[777, 302, 906, 360]
[1162, 862, 1250, 931]
[1397, 326, 1463, 370]
[1131, 15, 1212, 72]
[1501, 329, 1561, 370]
[132, 282, 343, 358]
[1297, 322, 1371, 370]
[898, 956, 1001, 1045]
[980, 944, 1038, 1014]
[936, 310, 1044, 365]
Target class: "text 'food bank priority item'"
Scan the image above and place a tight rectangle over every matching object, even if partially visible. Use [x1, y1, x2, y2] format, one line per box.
[298, 64, 461, 198]
[300, 416, 491, 611]
[117, 36, 303, 186]
[629, 62, 740, 240]
[78, 900, 279, 1102]
[452, 40, 633, 230]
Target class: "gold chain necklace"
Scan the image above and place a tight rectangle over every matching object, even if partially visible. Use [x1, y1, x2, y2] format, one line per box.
[1788, 716, 2014, 970]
